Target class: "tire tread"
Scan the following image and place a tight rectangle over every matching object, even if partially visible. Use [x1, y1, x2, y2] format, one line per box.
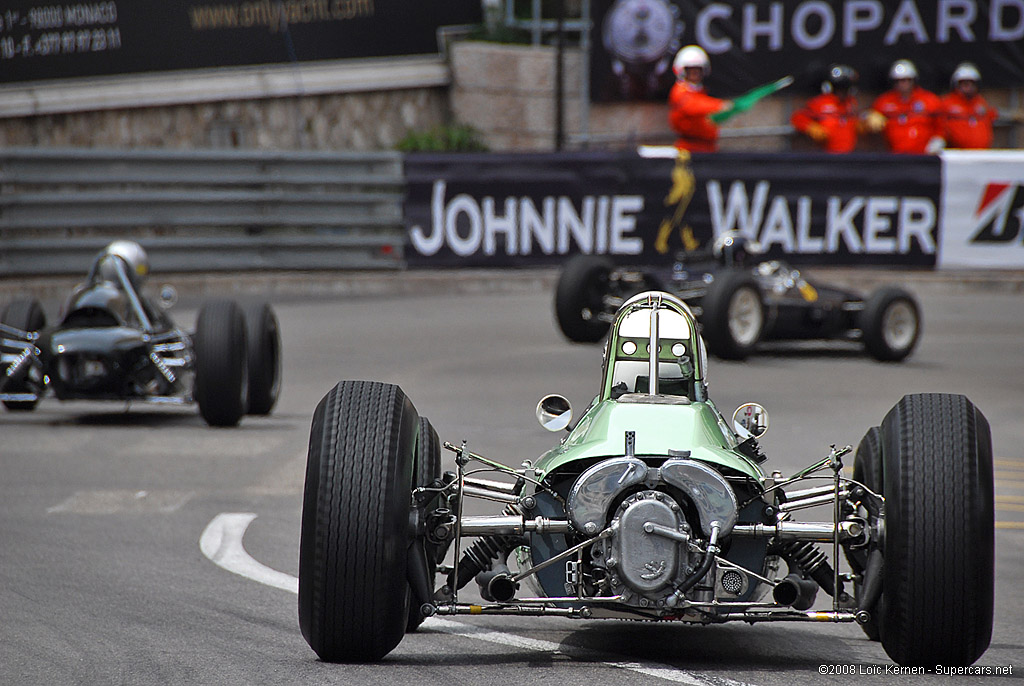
[880, 393, 993, 666]
[299, 380, 417, 662]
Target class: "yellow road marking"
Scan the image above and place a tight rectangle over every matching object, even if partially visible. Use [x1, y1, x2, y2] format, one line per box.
[996, 522, 1024, 530]
[994, 473, 1024, 482]
[996, 503, 1024, 512]
[995, 459, 1024, 469]
[996, 495, 1024, 503]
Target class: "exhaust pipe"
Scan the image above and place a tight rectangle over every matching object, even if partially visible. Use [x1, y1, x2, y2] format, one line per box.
[773, 573, 819, 610]
[475, 562, 519, 602]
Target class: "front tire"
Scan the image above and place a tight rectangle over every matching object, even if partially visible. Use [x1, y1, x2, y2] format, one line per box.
[878, 393, 994, 666]
[194, 300, 248, 427]
[859, 287, 920, 361]
[700, 269, 764, 360]
[298, 381, 419, 662]
[1, 298, 47, 411]
[554, 255, 614, 343]
[242, 302, 281, 416]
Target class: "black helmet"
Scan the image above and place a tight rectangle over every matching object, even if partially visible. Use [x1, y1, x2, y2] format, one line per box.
[823, 64, 858, 94]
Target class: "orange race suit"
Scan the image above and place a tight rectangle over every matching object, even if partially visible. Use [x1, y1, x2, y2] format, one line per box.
[870, 86, 942, 154]
[939, 91, 997, 149]
[668, 80, 729, 152]
[790, 92, 860, 153]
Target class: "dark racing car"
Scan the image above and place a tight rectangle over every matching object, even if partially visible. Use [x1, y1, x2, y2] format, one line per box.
[554, 232, 921, 361]
[0, 241, 281, 426]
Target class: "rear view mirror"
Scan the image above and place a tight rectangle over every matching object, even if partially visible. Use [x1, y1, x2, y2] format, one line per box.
[733, 402, 769, 439]
[536, 394, 573, 432]
[159, 285, 178, 310]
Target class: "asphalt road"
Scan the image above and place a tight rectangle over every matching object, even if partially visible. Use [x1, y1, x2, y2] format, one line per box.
[1, 281, 1022, 685]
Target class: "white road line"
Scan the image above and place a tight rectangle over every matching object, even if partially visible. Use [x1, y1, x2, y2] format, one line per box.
[199, 512, 755, 686]
[199, 513, 298, 593]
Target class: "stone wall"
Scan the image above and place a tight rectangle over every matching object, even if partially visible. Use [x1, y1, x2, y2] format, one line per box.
[1, 44, 1019, 152]
[0, 87, 448, 150]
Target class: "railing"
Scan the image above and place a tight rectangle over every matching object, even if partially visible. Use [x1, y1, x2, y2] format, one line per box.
[0, 148, 406, 276]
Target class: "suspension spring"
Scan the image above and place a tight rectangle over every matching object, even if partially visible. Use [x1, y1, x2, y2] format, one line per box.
[780, 539, 839, 597]
[449, 504, 524, 593]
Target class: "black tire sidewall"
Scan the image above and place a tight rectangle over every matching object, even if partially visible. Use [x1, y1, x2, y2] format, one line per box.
[860, 287, 920, 362]
[242, 302, 281, 416]
[193, 300, 248, 427]
[849, 425, 882, 641]
[700, 269, 764, 360]
[554, 255, 614, 343]
[407, 416, 442, 633]
[298, 380, 419, 662]
[879, 393, 994, 666]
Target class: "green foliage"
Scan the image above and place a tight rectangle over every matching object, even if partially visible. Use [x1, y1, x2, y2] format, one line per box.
[395, 124, 489, 153]
[466, 23, 532, 44]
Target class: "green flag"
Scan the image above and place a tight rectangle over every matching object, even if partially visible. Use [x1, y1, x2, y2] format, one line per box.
[711, 76, 794, 124]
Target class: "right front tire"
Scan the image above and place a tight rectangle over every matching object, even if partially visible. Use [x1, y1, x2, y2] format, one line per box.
[298, 381, 419, 662]
[877, 393, 994, 666]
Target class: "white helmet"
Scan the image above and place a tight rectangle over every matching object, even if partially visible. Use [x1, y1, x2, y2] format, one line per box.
[712, 231, 762, 267]
[102, 240, 150, 284]
[889, 59, 918, 81]
[673, 45, 710, 78]
[951, 62, 981, 87]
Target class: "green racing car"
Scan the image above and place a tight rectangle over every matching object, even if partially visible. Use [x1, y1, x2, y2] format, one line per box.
[297, 291, 993, 668]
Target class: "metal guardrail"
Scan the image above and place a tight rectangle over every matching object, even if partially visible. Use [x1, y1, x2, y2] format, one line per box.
[0, 148, 406, 276]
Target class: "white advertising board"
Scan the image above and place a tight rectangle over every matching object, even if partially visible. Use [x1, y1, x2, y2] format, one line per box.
[939, 150, 1024, 269]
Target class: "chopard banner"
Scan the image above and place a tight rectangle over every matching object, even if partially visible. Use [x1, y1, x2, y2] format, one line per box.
[592, 0, 1024, 101]
[404, 151, 941, 268]
[938, 150, 1024, 268]
[0, 1, 480, 84]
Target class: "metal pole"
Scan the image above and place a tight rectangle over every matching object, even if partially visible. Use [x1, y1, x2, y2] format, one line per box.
[580, 0, 591, 148]
[555, 0, 565, 150]
[532, 0, 542, 45]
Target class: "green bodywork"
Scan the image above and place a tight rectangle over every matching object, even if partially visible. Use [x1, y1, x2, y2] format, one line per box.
[533, 292, 765, 484]
[534, 398, 765, 482]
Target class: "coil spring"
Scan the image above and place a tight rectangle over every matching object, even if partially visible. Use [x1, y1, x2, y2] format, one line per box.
[449, 504, 524, 593]
[781, 540, 828, 575]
